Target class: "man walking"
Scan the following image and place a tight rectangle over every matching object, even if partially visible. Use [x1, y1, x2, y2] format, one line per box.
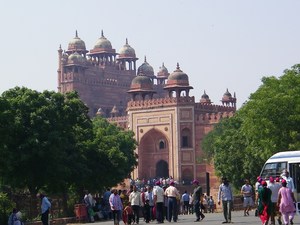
[37, 193, 51, 225]
[268, 177, 282, 225]
[218, 177, 233, 224]
[241, 179, 254, 216]
[192, 180, 205, 222]
[109, 189, 123, 225]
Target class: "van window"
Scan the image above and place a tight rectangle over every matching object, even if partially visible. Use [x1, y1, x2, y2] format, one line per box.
[260, 162, 287, 179]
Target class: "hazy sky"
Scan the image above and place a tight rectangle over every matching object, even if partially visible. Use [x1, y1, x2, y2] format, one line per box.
[1, 0, 300, 108]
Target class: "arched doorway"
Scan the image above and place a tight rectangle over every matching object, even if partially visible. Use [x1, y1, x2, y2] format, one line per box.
[156, 160, 169, 178]
[138, 129, 169, 179]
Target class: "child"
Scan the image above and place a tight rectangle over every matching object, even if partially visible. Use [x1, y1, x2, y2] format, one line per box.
[123, 203, 134, 225]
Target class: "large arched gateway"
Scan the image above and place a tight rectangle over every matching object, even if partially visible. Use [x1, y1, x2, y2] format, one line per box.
[138, 128, 169, 179]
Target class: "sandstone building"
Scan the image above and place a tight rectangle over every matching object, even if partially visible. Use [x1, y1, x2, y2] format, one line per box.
[57, 31, 236, 193]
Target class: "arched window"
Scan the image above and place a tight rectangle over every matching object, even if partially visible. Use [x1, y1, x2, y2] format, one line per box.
[159, 140, 165, 149]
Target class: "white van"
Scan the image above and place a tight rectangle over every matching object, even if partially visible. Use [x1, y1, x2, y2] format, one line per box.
[260, 150, 300, 213]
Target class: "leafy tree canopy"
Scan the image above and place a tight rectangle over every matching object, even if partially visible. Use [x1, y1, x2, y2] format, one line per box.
[0, 87, 92, 196]
[83, 116, 138, 191]
[202, 64, 300, 188]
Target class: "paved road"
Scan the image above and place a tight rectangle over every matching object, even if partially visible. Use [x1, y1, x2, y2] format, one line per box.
[69, 210, 300, 225]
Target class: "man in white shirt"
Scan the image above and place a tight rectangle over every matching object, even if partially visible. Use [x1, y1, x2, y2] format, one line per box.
[267, 176, 282, 225]
[129, 185, 143, 224]
[153, 181, 165, 223]
[164, 181, 180, 222]
[281, 170, 295, 192]
[84, 190, 95, 223]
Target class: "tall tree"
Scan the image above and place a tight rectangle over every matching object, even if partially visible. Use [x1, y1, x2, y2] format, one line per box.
[83, 116, 138, 191]
[202, 64, 300, 188]
[202, 116, 249, 188]
[0, 87, 92, 196]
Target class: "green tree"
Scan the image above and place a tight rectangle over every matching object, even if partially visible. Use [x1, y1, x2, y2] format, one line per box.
[83, 116, 138, 191]
[202, 116, 248, 188]
[0, 87, 92, 214]
[202, 64, 300, 188]
[239, 64, 300, 156]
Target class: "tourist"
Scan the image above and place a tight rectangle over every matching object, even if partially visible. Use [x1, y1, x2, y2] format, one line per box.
[267, 177, 282, 225]
[281, 170, 295, 192]
[109, 189, 123, 225]
[123, 202, 134, 225]
[37, 193, 51, 225]
[129, 185, 143, 224]
[241, 179, 254, 216]
[217, 177, 233, 224]
[208, 196, 215, 213]
[7, 208, 18, 225]
[164, 181, 180, 222]
[181, 190, 190, 215]
[84, 190, 95, 223]
[192, 179, 205, 222]
[257, 180, 272, 225]
[145, 186, 154, 220]
[153, 181, 164, 223]
[277, 179, 296, 225]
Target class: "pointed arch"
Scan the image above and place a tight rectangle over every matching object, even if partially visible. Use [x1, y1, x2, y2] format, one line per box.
[138, 128, 169, 179]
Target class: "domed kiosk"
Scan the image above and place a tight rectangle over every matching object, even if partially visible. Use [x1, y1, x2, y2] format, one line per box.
[164, 63, 193, 98]
[128, 71, 156, 101]
[66, 31, 88, 55]
[89, 30, 117, 66]
[117, 38, 138, 71]
[137, 56, 155, 79]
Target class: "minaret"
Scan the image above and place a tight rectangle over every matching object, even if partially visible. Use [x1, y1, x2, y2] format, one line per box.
[57, 45, 63, 92]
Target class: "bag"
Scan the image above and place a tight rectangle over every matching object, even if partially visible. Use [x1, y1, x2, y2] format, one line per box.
[255, 209, 258, 217]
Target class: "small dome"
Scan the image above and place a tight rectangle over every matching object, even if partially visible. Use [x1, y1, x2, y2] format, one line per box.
[68, 52, 87, 64]
[200, 90, 212, 104]
[93, 30, 113, 51]
[157, 63, 169, 78]
[111, 105, 119, 114]
[128, 72, 154, 92]
[118, 39, 136, 58]
[67, 31, 87, 53]
[167, 63, 189, 84]
[96, 108, 104, 116]
[222, 88, 232, 101]
[137, 56, 155, 78]
[131, 74, 153, 86]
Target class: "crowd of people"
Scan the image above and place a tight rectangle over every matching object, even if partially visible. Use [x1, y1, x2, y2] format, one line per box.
[255, 169, 296, 225]
[9, 169, 295, 225]
[82, 178, 212, 225]
[207, 168, 297, 225]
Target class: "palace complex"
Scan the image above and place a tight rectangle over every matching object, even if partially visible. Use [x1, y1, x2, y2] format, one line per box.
[57, 30, 237, 193]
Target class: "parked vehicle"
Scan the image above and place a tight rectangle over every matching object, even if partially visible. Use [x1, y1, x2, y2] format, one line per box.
[260, 150, 300, 214]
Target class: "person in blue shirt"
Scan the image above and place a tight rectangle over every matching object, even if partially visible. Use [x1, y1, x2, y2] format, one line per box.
[181, 190, 190, 215]
[8, 208, 17, 225]
[37, 193, 51, 225]
[218, 177, 233, 224]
